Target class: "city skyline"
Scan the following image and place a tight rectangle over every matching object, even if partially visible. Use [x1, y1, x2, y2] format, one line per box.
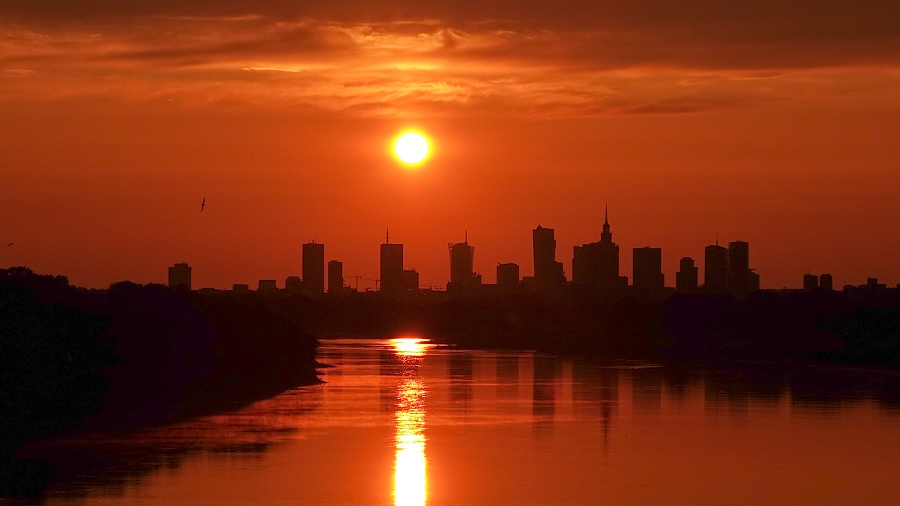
[2, 1, 899, 292]
[160, 218, 859, 293]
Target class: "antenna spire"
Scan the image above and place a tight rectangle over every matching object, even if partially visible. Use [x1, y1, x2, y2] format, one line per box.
[604, 202, 609, 225]
[386, 228, 390, 244]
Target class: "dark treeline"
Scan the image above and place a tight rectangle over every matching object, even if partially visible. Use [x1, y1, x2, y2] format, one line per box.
[199, 285, 900, 368]
[0, 267, 319, 496]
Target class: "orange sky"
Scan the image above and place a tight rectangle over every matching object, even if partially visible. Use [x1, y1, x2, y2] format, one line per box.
[2, 1, 900, 289]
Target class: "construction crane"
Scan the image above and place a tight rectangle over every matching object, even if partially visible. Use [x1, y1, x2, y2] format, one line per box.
[363, 278, 380, 291]
[347, 275, 363, 291]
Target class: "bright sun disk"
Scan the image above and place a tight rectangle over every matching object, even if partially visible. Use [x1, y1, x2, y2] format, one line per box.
[394, 132, 430, 165]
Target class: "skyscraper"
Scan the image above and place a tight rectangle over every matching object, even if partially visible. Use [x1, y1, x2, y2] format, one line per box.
[380, 231, 419, 295]
[380, 241, 404, 295]
[676, 257, 698, 291]
[328, 260, 343, 294]
[449, 237, 475, 284]
[572, 205, 622, 290]
[533, 225, 565, 291]
[633, 247, 664, 291]
[728, 240, 754, 297]
[168, 262, 192, 291]
[302, 242, 325, 294]
[820, 273, 834, 290]
[704, 244, 729, 292]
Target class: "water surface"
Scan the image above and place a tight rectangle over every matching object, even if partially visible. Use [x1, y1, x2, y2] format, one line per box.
[25, 338, 900, 505]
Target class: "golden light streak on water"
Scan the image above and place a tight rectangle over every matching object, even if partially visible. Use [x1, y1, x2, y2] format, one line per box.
[392, 337, 430, 506]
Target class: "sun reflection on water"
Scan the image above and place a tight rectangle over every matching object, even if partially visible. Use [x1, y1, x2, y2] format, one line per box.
[392, 338, 430, 506]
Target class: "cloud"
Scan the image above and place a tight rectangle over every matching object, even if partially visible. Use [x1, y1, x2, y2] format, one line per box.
[1, 6, 899, 117]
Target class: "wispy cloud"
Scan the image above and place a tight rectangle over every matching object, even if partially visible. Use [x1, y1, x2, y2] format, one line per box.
[1, 11, 899, 117]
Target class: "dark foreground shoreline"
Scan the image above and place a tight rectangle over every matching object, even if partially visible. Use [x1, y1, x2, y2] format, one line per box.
[0, 268, 320, 497]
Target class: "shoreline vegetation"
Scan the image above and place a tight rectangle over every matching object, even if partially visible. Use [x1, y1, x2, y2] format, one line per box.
[0, 267, 320, 496]
[4, 266, 900, 495]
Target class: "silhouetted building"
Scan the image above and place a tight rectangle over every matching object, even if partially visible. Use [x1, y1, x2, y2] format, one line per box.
[258, 279, 277, 293]
[168, 263, 192, 291]
[328, 260, 343, 294]
[232, 283, 249, 292]
[572, 206, 625, 290]
[533, 225, 565, 291]
[402, 269, 419, 292]
[285, 276, 303, 293]
[728, 241, 753, 296]
[302, 242, 325, 294]
[448, 235, 481, 292]
[497, 263, 520, 288]
[633, 247, 664, 291]
[803, 274, 819, 290]
[380, 234, 404, 296]
[704, 244, 729, 292]
[676, 257, 698, 291]
[820, 273, 833, 291]
[380, 232, 418, 295]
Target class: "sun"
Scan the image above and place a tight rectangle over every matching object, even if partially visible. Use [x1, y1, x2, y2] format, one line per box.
[394, 132, 430, 166]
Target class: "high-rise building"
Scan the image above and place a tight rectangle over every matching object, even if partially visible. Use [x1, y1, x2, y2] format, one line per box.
[302, 242, 325, 294]
[533, 225, 565, 291]
[450, 238, 475, 284]
[728, 241, 752, 296]
[572, 205, 623, 290]
[676, 257, 698, 291]
[380, 239, 404, 296]
[633, 247, 664, 291]
[448, 234, 481, 292]
[704, 244, 729, 292]
[232, 283, 250, 292]
[497, 263, 520, 288]
[820, 273, 834, 290]
[328, 260, 343, 294]
[168, 263, 192, 291]
[285, 276, 303, 293]
[803, 274, 819, 290]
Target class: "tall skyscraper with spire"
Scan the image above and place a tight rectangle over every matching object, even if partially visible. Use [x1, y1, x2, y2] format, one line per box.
[572, 204, 625, 290]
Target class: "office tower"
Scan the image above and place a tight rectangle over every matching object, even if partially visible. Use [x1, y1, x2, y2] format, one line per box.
[704, 244, 729, 292]
[449, 238, 475, 284]
[232, 283, 250, 292]
[533, 225, 565, 291]
[448, 234, 481, 292]
[727, 241, 752, 296]
[633, 247, 664, 291]
[168, 263, 192, 291]
[572, 206, 622, 290]
[380, 238, 404, 295]
[676, 257, 698, 291]
[328, 260, 343, 294]
[497, 263, 520, 288]
[285, 276, 303, 293]
[302, 242, 325, 294]
[819, 273, 834, 290]
[803, 274, 819, 290]
[258, 279, 277, 292]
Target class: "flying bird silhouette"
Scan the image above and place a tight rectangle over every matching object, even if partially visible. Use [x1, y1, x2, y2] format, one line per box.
[6, 243, 12, 247]
[201, 197, 206, 212]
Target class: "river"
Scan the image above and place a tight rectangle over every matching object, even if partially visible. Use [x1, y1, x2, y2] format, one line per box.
[23, 338, 900, 505]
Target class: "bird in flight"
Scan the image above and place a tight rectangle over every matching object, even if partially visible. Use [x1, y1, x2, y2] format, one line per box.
[201, 197, 206, 212]
[6, 243, 12, 247]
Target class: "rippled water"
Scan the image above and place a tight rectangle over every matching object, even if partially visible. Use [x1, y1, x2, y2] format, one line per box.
[20, 338, 900, 505]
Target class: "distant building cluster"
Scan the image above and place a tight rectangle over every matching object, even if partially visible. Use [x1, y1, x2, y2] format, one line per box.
[167, 207, 883, 297]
